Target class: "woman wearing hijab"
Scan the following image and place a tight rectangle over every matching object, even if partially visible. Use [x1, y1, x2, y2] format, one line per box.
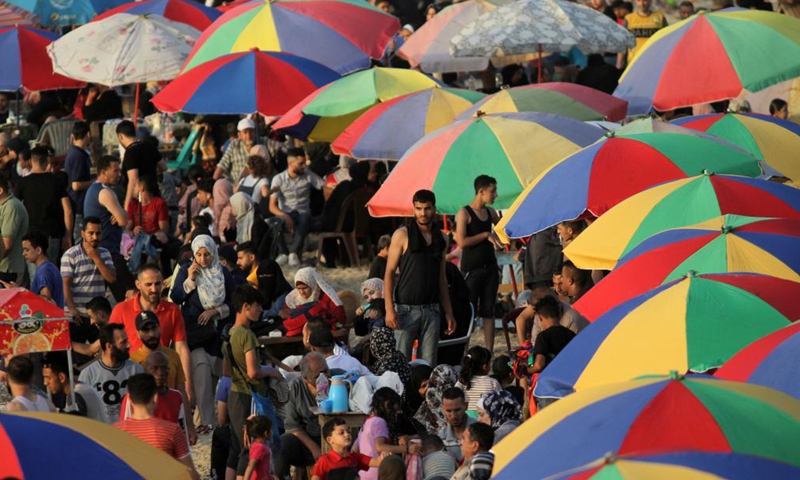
[281, 267, 346, 336]
[396, 363, 433, 437]
[170, 234, 236, 432]
[212, 179, 236, 242]
[414, 365, 458, 434]
[476, 390, 522, 445]
[370, 326, 411, 384]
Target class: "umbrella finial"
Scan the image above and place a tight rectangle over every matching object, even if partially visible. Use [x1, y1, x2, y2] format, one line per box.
[474, 110, 486, 119]
[604, 130, 615, 138]
[702, 169, 712, 176]
[602, 452, 617, 465]
[669, 370, 684, 380]
[721, 224, 732, 234]
[686, 270, 697, 278]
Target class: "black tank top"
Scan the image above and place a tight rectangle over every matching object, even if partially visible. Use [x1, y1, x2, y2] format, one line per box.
[460, 206, 496, 272]
[395, 222, 444, 305]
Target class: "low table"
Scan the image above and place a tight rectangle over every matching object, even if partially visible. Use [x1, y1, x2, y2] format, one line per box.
[258, 329, 348, 360]
[310, 406, 367, 454]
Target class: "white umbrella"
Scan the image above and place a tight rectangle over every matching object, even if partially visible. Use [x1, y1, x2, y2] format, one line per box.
[397, 0, 534, 73]
[48, 13, 198, 121]
[451, 0, 634, 78]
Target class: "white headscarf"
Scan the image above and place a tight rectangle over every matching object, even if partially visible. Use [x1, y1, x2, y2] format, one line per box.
[361, 278, 384, 301]
[190, 235, 227, 309]
[285, 267, 343, 309]
[230, 192, 255, 245]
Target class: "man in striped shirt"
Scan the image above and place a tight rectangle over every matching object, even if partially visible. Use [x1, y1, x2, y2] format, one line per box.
[61, 216, 116, 323]
[115, 374, 199, 479]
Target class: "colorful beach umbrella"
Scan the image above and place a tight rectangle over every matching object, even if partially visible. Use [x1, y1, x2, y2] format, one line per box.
[331, 87, 485, 160]
[367, 112, 604, 217]
[3, 0, 124, 26]
[495, 129, 762, 242]
[550, 451, 800, 479]
[0, 25, 85, 92]
[0, 1, 37, 26]
[575, 215, 800, 321]
[152, 49, 340, 116]
[563, 174, 800, 270]
[396, 0, 517, 73]
[716, 323, 800, 400]
[182, 0, 400, 75]
[535, 273, 800, 399]
[47, 13, 197, 86]
[450, 0, 634, 59]
[273, 67, 440, 142]
[673, 112, 800, 182]
[0, 412, 193, 478]
[456, 83, 628, 122]
[616, 10, 800, 114]
[494, 375, 800, 480]
[94, 0, 222, 31]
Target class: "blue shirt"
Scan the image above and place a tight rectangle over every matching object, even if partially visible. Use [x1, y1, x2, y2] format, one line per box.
[64, 145, 92, 215]
[31, 260, 64, 307]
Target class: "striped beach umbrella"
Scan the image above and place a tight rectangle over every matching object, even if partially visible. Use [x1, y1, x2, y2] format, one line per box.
[716, 323, 800, 401]
[457, 83, 628, 122]
[367, 112, 604, 216]
[673, 112, 800, 182]
[549, 452, 800, 479]
[0, 412, 193, 478]
[152, 49, 340, 116]
[563, 174, 800, 271]
[331, 88, 485, 160]
[0, 25, 85, 92]
[94, 0, 222, 31]
[615, 10, 800, 113]
[495, 129, 762, 242]
[574, 215, 800, 320]
[535, 273, 800, 399]
[182, 0, 400, 75]
[494, 375, 800, 480]
[273, 67, 440, 142]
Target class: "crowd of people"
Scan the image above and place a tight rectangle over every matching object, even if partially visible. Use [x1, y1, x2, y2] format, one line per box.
[0, 131, 594, 479]
[0, 0, 797, 479]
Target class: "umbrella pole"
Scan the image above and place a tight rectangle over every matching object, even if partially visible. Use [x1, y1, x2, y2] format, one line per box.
[15, 90, 20, 128]
[67, 348, 77, 412]
[133, 83, 141, 128]
[537, 44, 543, 83]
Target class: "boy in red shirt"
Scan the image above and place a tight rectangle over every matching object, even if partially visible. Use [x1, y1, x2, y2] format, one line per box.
[312, 418, 386, 480]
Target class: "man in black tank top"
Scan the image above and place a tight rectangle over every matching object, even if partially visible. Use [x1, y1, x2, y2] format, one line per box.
[384, 190, 456, 366]
[455, 175, 501, 353]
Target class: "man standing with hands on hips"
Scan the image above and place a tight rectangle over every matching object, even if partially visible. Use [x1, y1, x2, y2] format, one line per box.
[384, 190, 456, 366]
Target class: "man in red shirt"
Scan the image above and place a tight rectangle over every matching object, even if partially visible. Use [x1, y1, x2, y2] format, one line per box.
[110, 263, 193, 405]
[115, 374, 199, 479]
[121, 350, 196, 445]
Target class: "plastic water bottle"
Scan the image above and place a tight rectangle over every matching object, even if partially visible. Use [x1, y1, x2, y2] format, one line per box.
[316, 373, 329, 406]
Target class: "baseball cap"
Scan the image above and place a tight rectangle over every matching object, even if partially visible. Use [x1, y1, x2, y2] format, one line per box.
[237, 118, 256, 131]
[135, 311, 159, 331]
[308, 328, 334, 348]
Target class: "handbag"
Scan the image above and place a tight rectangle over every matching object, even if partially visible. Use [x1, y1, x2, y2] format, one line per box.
[225, 339, 289, 411]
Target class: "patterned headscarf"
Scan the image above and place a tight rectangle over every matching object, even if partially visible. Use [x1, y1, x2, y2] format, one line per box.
[361, 278, 384, 301]
[413, 364, 457, 434]
[477, 390, 521, 429]
[190, 235, 227, 310]
[371, 326, 410, 384]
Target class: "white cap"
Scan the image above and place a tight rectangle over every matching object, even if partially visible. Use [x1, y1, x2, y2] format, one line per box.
[237, 118, 256, 131]
[402, 24, 415, 34]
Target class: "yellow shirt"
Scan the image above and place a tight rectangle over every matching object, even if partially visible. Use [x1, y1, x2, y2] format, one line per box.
[130, 345, 186, 390]
[625, 11, 667, 61]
